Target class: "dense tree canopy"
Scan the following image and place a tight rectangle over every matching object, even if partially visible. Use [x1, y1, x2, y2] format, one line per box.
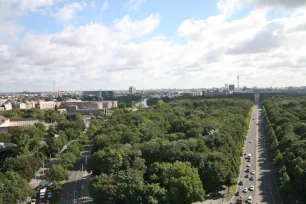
[0, 109, 96, 202]
[89, 97, 253, 203]
[262, 94, 306, 202]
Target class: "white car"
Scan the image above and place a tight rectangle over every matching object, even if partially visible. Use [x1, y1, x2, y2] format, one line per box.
[30, 199, 36, 204]
[251, 170, 255, 175]
[247, 196, 253, 203]
[243, 188, 248, 193]
[249, 185, 255, 191]
[249, 140, 252, 143]
[247, 163, 251, 167]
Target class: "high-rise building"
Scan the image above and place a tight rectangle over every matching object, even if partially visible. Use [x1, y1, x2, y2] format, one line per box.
[225, 84, 229, 91]
[229, 84, 235, 91]
[83, 91, 115, 99]
[129, 86, 136, 94]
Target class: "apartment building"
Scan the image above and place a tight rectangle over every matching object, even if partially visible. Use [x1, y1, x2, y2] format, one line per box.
[0, 115, 40, 133]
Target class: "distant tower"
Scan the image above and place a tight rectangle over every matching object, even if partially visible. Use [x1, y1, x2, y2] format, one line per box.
[237, 75, 239, 89]
[99, 89, 102, 101]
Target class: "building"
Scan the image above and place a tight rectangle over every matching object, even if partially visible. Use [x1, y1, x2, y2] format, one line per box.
[103, 101, 112, 109]
[36, 101, 61, 110]
[60, 101, 117, 115]
[0, 103, 12, 111]
[0, 115, 40, 133]
[129, 86, 136, 94]
[9, 118, 39, 126]
[225, 84, 229, 91]
[180, 92, 202, 97]
[83, 91, 115, 99]
[112, 101, 118, 107]
[229, 84, 235, 91]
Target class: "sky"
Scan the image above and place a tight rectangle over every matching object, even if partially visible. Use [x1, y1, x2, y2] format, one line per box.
[1, 0, 306, 92]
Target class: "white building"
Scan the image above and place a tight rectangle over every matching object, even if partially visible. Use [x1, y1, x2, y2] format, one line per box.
[0, 115, 40, 133]
[0, 103, 12, 111]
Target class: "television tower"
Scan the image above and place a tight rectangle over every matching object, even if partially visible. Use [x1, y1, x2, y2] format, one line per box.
[237, 75, 239, 89]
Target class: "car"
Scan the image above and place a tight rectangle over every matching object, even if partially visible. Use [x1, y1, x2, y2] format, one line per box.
[249, 185, 255, 191]
[47, 192, 52, 199]
[249, 140, 252, 143]
[247, 163, 251, 167]
[30, 199, 36, 204]
[247, 196, 253, 203]
[245, 174, 249, 178]
[243, 188, 248, 193]
[249, 176, 254, 181]
[235, 191, 240, 196]
[251, 170, 255, 175]
[238, 180, 243, 185]
[245, 168, 250, 172]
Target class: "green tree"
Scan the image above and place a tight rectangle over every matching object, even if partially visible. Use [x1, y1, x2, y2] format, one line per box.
[89, 148, 123, 175]
[47, 164, 69, 182]
[0, 171, 34, 204]
[148, 161, 205, 204]
[90, 173, 122, 204]
[58, 152, 77, 169]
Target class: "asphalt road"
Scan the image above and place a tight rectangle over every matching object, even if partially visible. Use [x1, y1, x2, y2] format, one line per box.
[254, 95, 281, 204]
[60, 145, 92, 204]
[231, 93, 281, 204]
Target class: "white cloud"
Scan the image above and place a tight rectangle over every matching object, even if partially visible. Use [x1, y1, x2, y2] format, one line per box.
[102, 1, 109, 11]
[54, 1, 87, 22]
[128, 0, 145, 11]
[217, 0, 243, 16]
[249, 0, 306, 8]
[1, 0, 306, 91]
[0, 0, 56, 41]
[114, 13, 160, 39]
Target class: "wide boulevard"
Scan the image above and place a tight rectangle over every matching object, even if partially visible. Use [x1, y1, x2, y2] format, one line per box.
[231, 93, 281, 204]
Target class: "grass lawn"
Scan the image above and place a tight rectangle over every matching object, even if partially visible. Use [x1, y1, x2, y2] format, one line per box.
[226, 184, 237, 201]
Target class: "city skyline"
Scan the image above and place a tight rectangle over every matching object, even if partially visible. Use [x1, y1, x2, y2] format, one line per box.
[1, 0, 306, 92]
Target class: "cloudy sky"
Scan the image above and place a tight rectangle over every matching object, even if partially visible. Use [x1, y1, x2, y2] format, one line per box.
[1, 0, 306, 92]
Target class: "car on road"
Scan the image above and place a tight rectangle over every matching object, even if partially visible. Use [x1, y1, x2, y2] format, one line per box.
[243, 188, 248, 193]
[245, 174, 249, 178]
[36, 187, 40, 194]
[245, 168, 250, 172]
[235, 191, 240, 196]
[247, 163, 251, 167]
[249, 176, 254, 181]
[247, 196, 253, 203]
[30, 199, 36, 204]
[251, 170, 255, 175]
[249, 140, 252, 143]
[249, 185, 254, 191]
[238, 180, 243, 185]
[47, 192, 52, 199]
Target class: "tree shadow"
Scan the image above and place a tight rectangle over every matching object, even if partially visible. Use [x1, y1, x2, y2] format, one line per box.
[256, 107, 281, 204]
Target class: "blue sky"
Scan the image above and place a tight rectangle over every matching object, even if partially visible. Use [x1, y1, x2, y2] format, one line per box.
[1, 0, 306, 92]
